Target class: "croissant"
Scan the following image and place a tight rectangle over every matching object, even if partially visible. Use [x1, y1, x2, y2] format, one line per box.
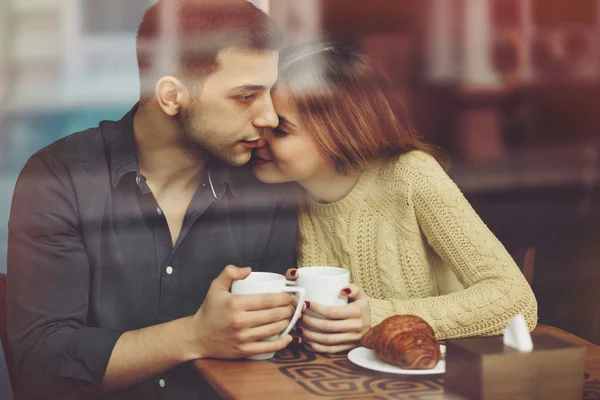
[360, 315, 441, 369]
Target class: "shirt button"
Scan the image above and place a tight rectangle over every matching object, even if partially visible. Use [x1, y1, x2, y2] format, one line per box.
[166, 266, 173, 275]
[159, 378, 165, 388]
[202, 183, 207, 187]
[156, 207, 162, 215]
[135, 176, 141, 185]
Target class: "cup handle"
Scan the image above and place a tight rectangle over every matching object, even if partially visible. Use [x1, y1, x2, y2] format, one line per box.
[278, 286, 306, 338]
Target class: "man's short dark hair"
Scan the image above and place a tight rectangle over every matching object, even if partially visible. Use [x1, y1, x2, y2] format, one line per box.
[136, 0, 283, 87]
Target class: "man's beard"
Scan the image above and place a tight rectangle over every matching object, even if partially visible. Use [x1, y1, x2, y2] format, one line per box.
[176, 113, 207, 162]
[176, 105, 241, 166]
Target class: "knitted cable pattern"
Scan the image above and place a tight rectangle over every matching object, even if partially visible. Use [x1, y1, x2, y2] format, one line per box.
[298, 151, 538, 340]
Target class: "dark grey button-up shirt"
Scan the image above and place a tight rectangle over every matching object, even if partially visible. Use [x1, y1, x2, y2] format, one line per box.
[7, 104, 298, 399]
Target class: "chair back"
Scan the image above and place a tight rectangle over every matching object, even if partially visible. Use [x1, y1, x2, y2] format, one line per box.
[512, 247, 536, 285]
[0, 273, 15, 390]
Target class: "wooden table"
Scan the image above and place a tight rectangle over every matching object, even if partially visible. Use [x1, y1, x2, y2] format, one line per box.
[195, 325, 600, 400]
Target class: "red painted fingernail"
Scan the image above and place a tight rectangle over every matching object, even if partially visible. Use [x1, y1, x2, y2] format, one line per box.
[342, 288, 351, 295]
[290, 270, 297, 277]
[305, 301, 311, 309]
[304, 340, 312, 345]
[296, 327, 304, 336]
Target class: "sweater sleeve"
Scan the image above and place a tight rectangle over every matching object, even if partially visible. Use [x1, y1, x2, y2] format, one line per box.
[368, 153, 538, 339]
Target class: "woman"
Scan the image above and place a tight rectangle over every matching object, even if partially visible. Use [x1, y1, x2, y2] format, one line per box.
[251, 41, 537, 353]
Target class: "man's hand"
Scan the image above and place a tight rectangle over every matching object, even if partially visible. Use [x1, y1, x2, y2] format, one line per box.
[189, 265, 295, 359]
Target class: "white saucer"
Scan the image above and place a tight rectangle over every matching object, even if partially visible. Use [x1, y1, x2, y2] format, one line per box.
[347, 345, 446, 375]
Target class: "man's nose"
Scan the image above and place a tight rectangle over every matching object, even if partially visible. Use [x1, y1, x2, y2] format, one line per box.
[253, 96, 279, 129]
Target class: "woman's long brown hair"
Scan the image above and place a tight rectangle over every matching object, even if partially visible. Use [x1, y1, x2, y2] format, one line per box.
[279, 40, 442, 174]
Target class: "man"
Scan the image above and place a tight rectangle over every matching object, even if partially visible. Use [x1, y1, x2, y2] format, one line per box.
[7, 1, 298, 398]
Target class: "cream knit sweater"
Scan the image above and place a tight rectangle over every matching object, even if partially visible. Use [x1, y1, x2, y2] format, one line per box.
[298, 151, 538, 340]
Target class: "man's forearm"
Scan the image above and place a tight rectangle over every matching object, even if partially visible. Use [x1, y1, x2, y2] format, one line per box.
[99, 316, 201, 393]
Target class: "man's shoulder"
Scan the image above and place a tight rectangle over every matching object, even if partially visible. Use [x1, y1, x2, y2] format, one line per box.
[35, 124, 109, 163]
[23, 119, 120, 179]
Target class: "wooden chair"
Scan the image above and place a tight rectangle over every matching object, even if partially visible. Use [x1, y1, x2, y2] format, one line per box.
[0, 273, 15, 390]
[512, 247, 536, 285]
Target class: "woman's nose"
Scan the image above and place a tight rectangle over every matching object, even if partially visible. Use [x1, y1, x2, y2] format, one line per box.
[256, 136, 267, 148]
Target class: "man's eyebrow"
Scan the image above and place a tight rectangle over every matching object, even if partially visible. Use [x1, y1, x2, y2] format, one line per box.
[278, 115, 297, 128]
[229, 85, 269, 93]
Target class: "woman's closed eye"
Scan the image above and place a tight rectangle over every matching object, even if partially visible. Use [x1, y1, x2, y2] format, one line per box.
[273, 126, 289, 137]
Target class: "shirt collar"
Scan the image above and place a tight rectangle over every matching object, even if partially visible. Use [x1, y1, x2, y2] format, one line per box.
[110, 103, 140, 189]
[109, 103, 239, 197]
[207, 162, 239, 198]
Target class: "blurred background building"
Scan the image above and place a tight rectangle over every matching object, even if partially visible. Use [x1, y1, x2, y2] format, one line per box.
[1, 0, 600, 398]
[0, 0, 157, 271]
[0, 1, 159, 397]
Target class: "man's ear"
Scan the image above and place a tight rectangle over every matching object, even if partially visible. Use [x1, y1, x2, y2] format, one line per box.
[154, 76, 189, 116]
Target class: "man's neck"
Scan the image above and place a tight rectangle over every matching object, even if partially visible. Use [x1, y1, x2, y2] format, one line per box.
[133, 103, 206, 195]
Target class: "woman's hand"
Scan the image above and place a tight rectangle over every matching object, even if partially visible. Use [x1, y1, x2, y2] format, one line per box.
[297, 283, 371, 353]
[285, 268, 299, 281]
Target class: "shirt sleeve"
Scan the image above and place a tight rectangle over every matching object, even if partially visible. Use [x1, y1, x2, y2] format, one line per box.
[258, 185, 299, 275]
[7, 152, 123, 398]
[368, 153, 538, 339]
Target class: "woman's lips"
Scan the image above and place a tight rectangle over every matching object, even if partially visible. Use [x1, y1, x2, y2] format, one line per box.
[252, 159, 270, 166]
[251, 154, 272, 166]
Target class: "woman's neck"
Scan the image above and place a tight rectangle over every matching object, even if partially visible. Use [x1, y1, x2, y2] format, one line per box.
[299, 169, 361, 204]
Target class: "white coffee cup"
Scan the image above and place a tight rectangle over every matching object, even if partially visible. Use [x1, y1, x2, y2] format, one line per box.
[295, 266, 350, 317]
[231, 272, 306, 360]
[292, 266, 350, 351]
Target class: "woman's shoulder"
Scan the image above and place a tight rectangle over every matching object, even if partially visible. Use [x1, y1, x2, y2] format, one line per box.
[381, 150, 447, 181]
[372, 150, 457, 202]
